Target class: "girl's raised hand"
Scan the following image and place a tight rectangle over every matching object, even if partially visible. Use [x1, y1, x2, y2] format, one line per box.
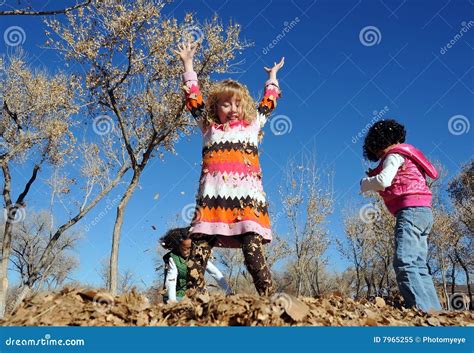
[264, 57, 285, 79]
[173, 41, 199, 64]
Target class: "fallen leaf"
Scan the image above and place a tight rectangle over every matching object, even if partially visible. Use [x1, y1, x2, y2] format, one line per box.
[375, 297, 386, 308]
[427, 317, 440, 326]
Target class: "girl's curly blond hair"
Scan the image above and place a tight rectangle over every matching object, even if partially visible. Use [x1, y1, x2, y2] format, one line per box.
[203, 79, 256, 129]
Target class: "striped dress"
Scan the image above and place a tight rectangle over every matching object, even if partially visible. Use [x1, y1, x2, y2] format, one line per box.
[183, 71, 280, 248]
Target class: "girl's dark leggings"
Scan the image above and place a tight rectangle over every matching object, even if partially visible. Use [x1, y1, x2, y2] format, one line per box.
[187, 232, 274, 296]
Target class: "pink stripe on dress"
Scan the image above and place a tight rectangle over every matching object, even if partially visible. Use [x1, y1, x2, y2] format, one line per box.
[191, 221, 272, 248]
[205, 162, 260, 175]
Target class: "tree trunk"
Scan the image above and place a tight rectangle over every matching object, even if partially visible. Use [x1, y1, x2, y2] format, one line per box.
[314, 262, 321, 296]
[10, 284, 31, 314]
[440, 257, 449, 310]
[294, 257, 303, 297]
[377, 266, 387, 297]
[455, 248, 473, 311]
[0, 220, 14, 318]
[449, 255, 456, 295]
[351, 243, 361, 299]
[354, 266, 361, 299]
[308, 270, 319, 297]
[365, 275, 372, 298]
[0, 163, 40, 318]
[234, 268, 242, 291]
[108, 170, 141, 295]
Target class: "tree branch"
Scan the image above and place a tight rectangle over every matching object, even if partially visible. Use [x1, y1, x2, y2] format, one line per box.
[16, 161, 43, 206]
[0, 1, 91, 16]
[106, 90, 138, 168]
[2, 101, 22, 132]
[1, 164, 12, 207]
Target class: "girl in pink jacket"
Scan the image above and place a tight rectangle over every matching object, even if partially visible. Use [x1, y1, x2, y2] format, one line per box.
[360, 119, 441, 312]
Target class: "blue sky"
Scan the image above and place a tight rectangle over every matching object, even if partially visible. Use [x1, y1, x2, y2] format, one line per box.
[1, 0, 473, 289]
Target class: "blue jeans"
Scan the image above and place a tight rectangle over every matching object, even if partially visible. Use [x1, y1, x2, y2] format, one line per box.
[393, 207, 441, 312]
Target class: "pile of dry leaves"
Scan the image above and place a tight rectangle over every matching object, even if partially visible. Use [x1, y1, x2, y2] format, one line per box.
[1, 288, 472, 326]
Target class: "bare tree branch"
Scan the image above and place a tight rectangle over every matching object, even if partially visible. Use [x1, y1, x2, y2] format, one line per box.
[0, 1, 91, 16]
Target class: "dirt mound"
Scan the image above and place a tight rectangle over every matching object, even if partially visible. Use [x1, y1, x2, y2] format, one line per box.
[1, 288, 472, 326]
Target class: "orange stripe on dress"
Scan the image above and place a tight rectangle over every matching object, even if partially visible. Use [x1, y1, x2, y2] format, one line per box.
[197, 206, 270, 227]
[202, 149, 260, 167]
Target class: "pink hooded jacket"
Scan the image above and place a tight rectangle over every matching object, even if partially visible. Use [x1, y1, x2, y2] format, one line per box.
[368, 143, 438, 215]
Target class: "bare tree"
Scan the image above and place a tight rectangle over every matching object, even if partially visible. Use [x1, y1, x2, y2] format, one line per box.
[368, 199, 397, 297]
[5, 211, 79, 292]
[447, 160, 473, 309]
[265, 233, 290, 270]
[98, 257, 137, 294]
[280, 153, 333, 296]
[429, 205, 459, 309]
[336, 212, 365, 298]
[425, 161, 472, 309]
[215, 248, 249, 293]
[338, 197, 396, 299]
[44, 0, 250, 295]
[330, 268, 358, 297]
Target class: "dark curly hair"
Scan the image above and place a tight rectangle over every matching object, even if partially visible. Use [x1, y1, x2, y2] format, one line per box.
[160, 227, 190, 251]
[363, 119, 406, 162]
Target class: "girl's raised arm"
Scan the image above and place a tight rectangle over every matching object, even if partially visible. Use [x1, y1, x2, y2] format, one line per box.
[174, 42, 205, 128]
[258, 57, 284, 117]
[264, 57, 285, 82]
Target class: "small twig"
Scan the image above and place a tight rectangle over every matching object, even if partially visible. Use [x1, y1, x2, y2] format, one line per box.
[31, 303, 58, 321]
